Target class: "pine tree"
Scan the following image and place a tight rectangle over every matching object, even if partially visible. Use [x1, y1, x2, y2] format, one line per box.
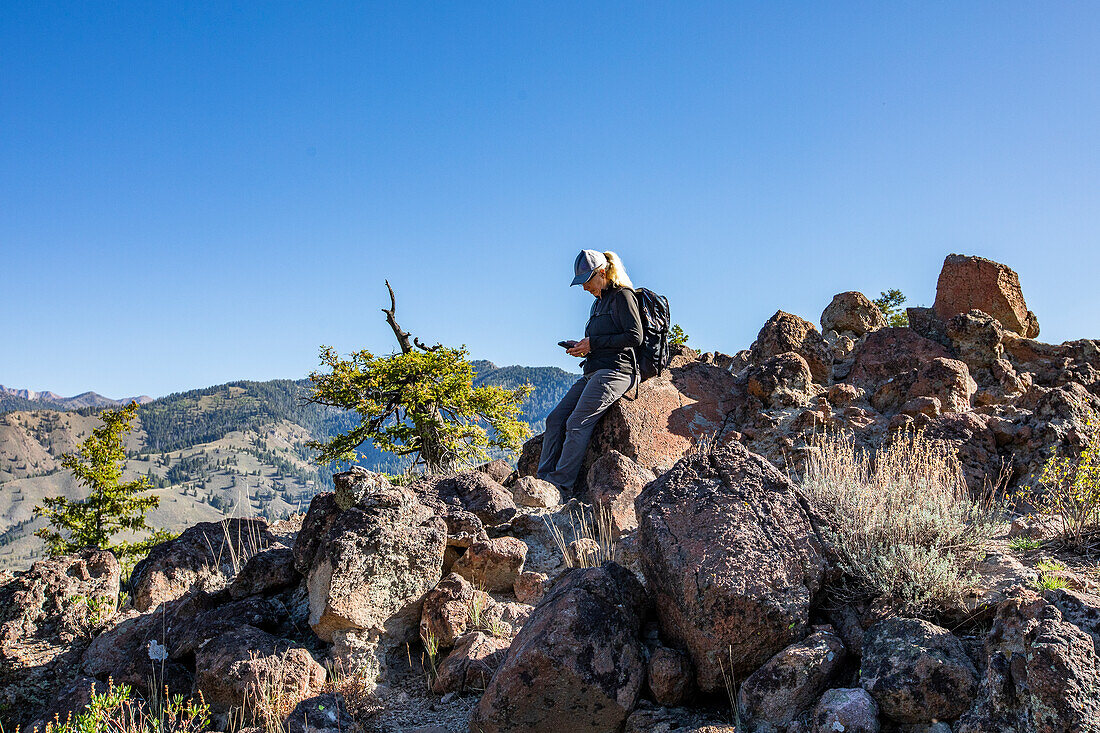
[307, 282, 533, 473]
[34, 402, 173, 565]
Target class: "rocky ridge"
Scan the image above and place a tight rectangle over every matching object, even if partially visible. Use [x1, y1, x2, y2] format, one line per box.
[2, 253, 1099, 732]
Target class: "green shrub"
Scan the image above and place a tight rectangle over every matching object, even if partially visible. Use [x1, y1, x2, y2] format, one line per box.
[1031, 424, 1100, 546]
[801, 429, 1004, 613]
[40, 681, 209, 733]
[1008, 536, 1041, 554]
[1034, 558, 1070, 590]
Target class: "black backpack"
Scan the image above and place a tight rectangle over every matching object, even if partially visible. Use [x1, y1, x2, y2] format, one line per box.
[632, 287, 671, 381]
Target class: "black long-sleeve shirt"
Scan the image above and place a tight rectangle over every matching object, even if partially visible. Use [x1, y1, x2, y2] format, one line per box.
[581, 285, 644, 375]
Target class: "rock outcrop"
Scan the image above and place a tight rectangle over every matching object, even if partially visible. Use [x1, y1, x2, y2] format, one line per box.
[934, 253, 1040, 338]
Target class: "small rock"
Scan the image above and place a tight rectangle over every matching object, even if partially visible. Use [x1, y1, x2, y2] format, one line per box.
[647, 645, 694, 706]
[812, 688, 880, 733]
[511, 476, 561, 508]
[513, 571, 551, 605]
[452, 537, 528, 592]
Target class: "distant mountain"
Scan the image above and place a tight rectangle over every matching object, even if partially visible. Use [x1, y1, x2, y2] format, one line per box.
[0, 363, 577, 570]
[0, 384, 153, 411]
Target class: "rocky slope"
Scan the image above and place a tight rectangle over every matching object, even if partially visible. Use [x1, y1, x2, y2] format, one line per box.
[2, 253, 1099, 732]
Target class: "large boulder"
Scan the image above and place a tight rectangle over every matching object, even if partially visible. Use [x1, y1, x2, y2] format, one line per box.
[586, 450, 656, 537]
[957, 589, 1100, 732]
[193, 625, 325, 719]
[636, 442, 828, 691]
[299, 472, 447, 687]
[933, 254, 1040, 338]
[946, 310, 1006, 379]
[859, 617, 979, 724]
[432, 630, 510, 694]
[129, 517, 279, 612]
[738, 625, 846, 728]
[821, 291, 886, 336]
[580, 354, 742, 486]
[750, 310, 832, 383]
[469, 563, 648, 733]
[0, 550, 120, 726]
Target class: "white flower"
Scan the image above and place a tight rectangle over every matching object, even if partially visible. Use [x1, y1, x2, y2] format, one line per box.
[147, 639, 168, 662]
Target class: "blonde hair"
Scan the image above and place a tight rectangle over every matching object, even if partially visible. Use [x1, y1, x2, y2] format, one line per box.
[602, 251, 634, 290]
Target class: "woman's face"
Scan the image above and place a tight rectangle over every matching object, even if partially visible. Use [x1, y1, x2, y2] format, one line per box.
[583, 268, 608, 297]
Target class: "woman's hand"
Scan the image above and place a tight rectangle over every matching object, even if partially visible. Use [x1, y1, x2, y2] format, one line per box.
[566, 337, 590, 357]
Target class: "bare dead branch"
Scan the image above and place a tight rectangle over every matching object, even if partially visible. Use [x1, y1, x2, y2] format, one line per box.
[382, 280, 415, 354]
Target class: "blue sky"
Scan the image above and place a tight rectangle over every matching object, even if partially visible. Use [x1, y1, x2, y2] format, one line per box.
[2, 2, 1098, 399]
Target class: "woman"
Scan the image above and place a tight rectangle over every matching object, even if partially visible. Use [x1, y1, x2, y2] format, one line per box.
[537, 250, 643, 492]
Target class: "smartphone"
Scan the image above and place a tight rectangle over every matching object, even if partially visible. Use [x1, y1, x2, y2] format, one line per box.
[558, 340, 579, 349]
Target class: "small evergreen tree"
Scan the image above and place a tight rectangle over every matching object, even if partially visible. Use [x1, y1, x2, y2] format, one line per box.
[874, 289, 909, 327]
[34, 402, 172, 565]
[669, 323, 689, 348]
[307, 282, 532, 473]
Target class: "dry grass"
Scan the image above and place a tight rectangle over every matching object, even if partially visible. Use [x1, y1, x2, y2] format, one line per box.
[801, 428, 1005, 613]
[544, 502, 615, 569]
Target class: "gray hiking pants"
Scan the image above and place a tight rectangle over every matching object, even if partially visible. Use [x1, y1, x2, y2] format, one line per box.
[538, 367, 636, 491]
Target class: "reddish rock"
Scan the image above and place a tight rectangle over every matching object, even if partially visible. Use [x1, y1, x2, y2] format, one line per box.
[848, 328, 951, 390]
[647, 645, 694, 706]
[821, 291, 886, 336]
[750, 310, 832, 383]
[432, 631, 510, 694]
[193, 625, 325, 717]
[484, 601, 533, 638]
[827, 383, 863, 406]
[906, 357, 976, 413]
[738, 626, 846, 727]
[745, 352, 817, 408]
[510, 476, 560, 508]
[582, 357, 743, 485]
[419, 573, 487, 649]
[513, 571, 551, 606]
[469, 563, 648, 733]
[0, 550, 120, 727]
[293, 492, 341, 574]
[477, 459, 514, 485]
[636, 443, 828, 690]
[900, 396, 941, 418]
[452, 537, 527, 593]
[586, 450, 656, 537]
[933, 254, 1040, 338]
[946, 310, 1006, 378]
[859, 617, 978, 723]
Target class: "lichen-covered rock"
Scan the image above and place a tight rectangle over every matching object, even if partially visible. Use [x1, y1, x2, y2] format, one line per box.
[82, 592, 285, 697]
[304, 481, 446, 687]
[469, 563, 648, 733]
[228, 545, 298, 600]
[0, 550, 120, 726]
[130, 518, 277, 612]
[906, 357, 976, 413]
[513, 571, 551, 606]
[812, 688, 880, 733]
[477, 458, 514, 485]
[432, 631, 510, 694]
[636, 442, 828, 691]
[510, 476, 560, 508]
[586, 450, 656, 537]
[750, 310, 832, 383]
[293, 492, 341, 574]
[859, 617, 978, 723]
[745, 352, 818, 408]
[452, 537, 527, 593]
[821, 291, 886, 336]
[419, 572, 488, 649]
[334, 466, 391, 510]
[738, 626, 846, 727]
[416, 471, 518, 525]
[957, 589, 1100, 732]
[647, 645, 694, 706]
[193, 624, 325, 718]
[624, 703, 736, 732]
[484, 601, 533, 638]
[933, 254, 1040, 337]
[946, 310, 1006, 379]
